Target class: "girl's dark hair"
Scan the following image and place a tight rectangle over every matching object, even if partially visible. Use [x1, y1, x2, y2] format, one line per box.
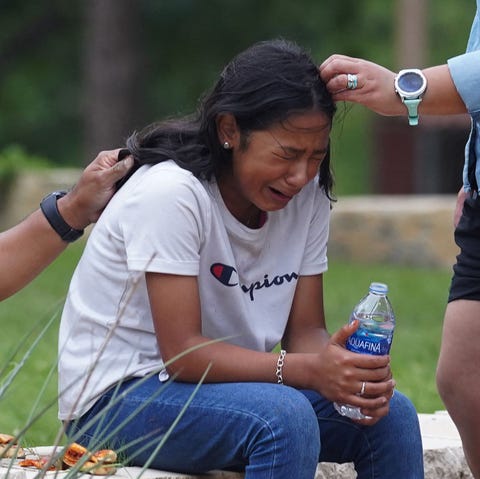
[124, 39, 336, 197]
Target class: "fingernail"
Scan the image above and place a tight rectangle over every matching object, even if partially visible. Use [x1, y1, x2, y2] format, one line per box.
[123, 156, 134, 169]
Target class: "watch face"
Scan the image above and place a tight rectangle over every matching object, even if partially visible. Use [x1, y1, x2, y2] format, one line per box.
[396, 70, 426, 96]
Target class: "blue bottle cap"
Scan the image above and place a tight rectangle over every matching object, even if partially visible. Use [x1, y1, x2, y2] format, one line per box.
[369, 282, 388, 294]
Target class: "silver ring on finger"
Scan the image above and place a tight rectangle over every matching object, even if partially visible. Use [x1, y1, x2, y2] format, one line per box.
[359, 381, 366, 396]
[346, 73, 358, 90]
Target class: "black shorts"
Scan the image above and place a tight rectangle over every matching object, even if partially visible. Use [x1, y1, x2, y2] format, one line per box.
[448, 194, 480, 302]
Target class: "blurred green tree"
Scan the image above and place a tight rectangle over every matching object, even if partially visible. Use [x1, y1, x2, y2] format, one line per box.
[0, 0, 474, 186]
[83, 0, 144, 161]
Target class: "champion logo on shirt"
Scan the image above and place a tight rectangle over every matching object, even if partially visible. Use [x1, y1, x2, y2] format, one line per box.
[210, 263, 239, 286]
[210, 262, 298, 301]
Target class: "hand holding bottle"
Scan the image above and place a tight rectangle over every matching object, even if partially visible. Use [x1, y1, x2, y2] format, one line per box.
[334, 282, 396, 421]
[300, 319, 394, 425]
[315, 320, 394, 425]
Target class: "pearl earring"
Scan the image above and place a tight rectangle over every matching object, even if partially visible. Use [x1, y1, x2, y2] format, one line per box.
[223, 141, 231, 149]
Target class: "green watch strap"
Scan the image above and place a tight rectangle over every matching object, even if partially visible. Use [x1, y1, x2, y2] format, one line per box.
[403, 98, 422, 126]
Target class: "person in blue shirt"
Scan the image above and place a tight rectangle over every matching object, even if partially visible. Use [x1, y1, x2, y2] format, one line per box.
[0, 149, 133, 301]
[320, 2, 480, 476]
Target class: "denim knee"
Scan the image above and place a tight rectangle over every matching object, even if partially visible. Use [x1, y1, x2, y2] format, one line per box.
[389, 390, 419, 426]
[68, 380, 322, 477]
[382, 390, 423, 454]
[259, 386, 320, 468]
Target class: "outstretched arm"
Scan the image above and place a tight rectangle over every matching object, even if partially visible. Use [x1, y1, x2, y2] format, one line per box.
[0, 149, 133, 300]
[319, 54, 466, 116]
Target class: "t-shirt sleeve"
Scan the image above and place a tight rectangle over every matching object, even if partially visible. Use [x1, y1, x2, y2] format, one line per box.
[119, 166, 211, 275]
[448, 50, 480, 115]
[298, 185, 330, 276]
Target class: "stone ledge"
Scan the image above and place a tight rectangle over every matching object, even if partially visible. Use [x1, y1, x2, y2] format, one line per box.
[329, 195, 459, 268]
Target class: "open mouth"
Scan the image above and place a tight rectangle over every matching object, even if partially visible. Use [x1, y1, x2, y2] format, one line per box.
[269, 187, 293, 200]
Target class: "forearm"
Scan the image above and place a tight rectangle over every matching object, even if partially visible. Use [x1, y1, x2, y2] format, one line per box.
[0, 209, 68, 300]
[0, 194, 89, 301]
[0, 149, 133, 301]
[163, 336, 316, 389]
[319, 55, 467, 117]
[160, 321, 392, 423]
[420, 65, 467, 115]
[281, 326, 330, 354]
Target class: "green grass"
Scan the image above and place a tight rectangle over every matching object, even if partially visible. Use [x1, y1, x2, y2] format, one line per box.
[0, 242, 450, 445]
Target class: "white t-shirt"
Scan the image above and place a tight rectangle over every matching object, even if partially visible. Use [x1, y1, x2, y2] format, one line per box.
[58, 161, 330, 419]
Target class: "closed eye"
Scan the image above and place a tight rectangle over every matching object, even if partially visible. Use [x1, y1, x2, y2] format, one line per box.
[273, 152, 298, 161]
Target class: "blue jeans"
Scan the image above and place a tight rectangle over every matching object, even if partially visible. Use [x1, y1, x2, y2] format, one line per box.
[68, 376, 424, 479]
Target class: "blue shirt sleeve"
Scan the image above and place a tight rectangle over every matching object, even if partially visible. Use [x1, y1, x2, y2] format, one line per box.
[448, 51, 480, 115]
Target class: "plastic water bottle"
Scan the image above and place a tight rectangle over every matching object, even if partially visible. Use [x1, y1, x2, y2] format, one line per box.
[334, 282, 395, 420]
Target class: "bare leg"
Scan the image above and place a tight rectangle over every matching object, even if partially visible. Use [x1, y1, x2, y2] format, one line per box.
[437, 299, 480, 477]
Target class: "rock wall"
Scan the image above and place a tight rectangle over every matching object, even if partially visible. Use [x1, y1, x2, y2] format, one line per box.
[329, 195, 458, 269]
[0, 169, 82, 230]
[1, 170, 459, 271]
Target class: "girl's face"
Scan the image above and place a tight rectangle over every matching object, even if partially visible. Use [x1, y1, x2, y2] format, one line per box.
[217, 110, 331, 224]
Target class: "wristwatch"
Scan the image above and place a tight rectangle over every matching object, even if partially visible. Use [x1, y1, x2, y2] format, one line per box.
[394, 69, 427, 126]
[40, 191, 84, 242]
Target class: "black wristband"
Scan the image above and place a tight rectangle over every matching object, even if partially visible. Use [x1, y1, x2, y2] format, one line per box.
[40, 191, 84, 243]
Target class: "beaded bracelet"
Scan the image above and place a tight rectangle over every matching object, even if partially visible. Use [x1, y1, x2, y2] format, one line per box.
[275, 349, 287, 384]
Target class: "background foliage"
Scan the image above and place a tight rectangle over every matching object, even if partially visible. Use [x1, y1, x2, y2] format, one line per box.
[0, 0, 475, 194]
